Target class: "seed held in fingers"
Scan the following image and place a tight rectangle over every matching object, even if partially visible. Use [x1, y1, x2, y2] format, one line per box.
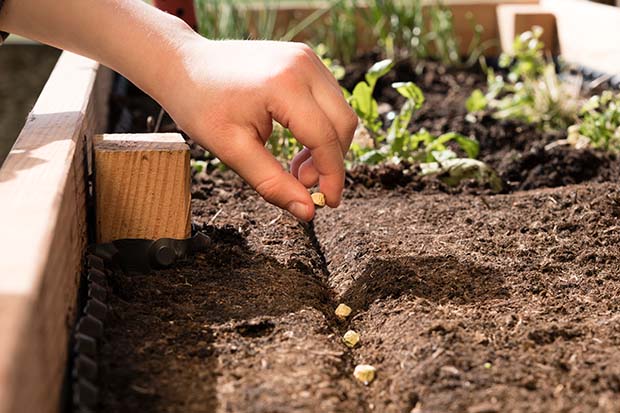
[311, 192, 326, 208]
[335, 303, 352, 320]
[354, 364, 376, 385]
[343, 330, 360, 348]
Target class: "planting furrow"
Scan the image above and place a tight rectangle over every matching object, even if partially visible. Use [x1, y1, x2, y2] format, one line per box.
[98, 174, 366, 412]
[313, 183, 620, 412]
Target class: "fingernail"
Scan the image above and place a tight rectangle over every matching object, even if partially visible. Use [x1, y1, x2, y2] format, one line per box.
[287, 201, 312, 221]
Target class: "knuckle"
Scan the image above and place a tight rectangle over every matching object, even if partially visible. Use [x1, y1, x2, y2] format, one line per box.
[296, 42, 314, 56]
[289, 46, 313, 68]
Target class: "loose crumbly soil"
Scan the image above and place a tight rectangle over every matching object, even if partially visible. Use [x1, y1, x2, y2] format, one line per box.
[98, 60, 620, 412]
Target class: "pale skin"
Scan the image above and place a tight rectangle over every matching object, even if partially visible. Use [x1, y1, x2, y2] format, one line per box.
[0, 0, 357, 221]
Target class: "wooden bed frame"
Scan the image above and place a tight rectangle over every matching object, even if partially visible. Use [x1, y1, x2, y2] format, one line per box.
[0, 0, 617, 412]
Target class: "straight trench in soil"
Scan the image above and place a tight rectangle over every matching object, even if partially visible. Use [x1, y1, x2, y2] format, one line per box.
[99, 175, 620, 412]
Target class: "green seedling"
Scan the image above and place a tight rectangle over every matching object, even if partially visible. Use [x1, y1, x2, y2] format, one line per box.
[364, 0, 427, 61]
[420, 150, 503, 192]
[467, 27, 580, 131]
[266, 121, 303, 162]
[568, 91, 620, 152]
[190, 159, 208, 174]
[345, 59, 394, 137]
[342, 59, 495, 189]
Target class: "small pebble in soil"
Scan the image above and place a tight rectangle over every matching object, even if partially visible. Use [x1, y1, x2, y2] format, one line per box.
[342, 330, 360, 348]
[353, 364, 376, 385]
[335, 303, 352, 320]
[311, 192, 326, 208]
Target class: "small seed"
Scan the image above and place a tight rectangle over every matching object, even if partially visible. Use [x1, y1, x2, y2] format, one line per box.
[311, 192, 326, 208]
[343, 330, 360, 348]
[353, 364, 376, 385]
[335, 303, 352, 320]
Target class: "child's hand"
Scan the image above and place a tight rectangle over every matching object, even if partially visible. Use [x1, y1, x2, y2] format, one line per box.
[161, 39, 357, 221]
[0, 0, 356, 221]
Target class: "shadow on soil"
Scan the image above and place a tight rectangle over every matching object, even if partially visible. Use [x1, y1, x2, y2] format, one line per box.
[341, 255, 509, 311]
[101, 225, 336, 411]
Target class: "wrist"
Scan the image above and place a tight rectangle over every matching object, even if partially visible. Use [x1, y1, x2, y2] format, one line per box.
[113, 9, 203, 106]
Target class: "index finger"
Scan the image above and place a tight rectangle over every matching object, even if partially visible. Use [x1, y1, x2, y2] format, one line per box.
[272, 91, 345, 207]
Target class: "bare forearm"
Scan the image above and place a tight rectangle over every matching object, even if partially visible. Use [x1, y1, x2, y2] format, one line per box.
[0, 0, 357, 222]
[0, 0, 198, 103]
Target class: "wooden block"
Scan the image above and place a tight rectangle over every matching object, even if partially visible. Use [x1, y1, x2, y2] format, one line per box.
[94, 133, 191, 243]
[497, 4, 557, 54]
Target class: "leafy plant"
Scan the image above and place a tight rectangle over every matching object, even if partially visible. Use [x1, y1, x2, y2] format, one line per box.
[364, 0, 427, 61]
[196, 0, 281, 40]
[344, 61, 483, 176]
[568, 91, 620, 152]
[467, 27, 580, 130]
[420, 152, 503, 192]
[266, 122, 303, 161]
[311, 0, 364, 65]
[345, 59, 394, 136]
[363, 0, 486, 66]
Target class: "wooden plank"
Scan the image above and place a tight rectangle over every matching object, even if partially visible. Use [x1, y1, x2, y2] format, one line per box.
[94, 133, 191, 243]
[541, 0, 620, 75]
[497, 4, 557, 54]
[0, 52, 111, 413]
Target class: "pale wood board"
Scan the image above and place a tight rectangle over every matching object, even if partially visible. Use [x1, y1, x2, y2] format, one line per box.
[541, 0, 620, 75]
[0, 52, 111, 413]
[497, 4, 557, 54]
[94, 133, 191, 243]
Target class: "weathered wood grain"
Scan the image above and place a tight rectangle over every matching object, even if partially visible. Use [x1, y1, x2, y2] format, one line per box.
[94, 133, 191, 243]
[0, 52, 111, 413]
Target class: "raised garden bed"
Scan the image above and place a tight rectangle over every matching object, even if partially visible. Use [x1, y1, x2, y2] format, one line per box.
[98, 56, 620, 412]
[1, 0, 620, 412]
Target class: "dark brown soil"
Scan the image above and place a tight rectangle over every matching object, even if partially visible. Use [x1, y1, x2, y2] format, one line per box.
[97, 59, 620, 412]
[100, 177, 620, 412]
[99, 177, 367, 412]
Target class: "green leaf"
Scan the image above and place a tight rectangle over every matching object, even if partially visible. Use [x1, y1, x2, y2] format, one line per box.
[392, 81, 425, 109]
[452, 134, 480, 158]
[359, 149, 388, 165]
[190, 159, 208, 173]
[351, 82, 376, 120]
[498, 52, 512, 68]
[420, 158, 503, 192]
[466, 89, 487, 113]
[341, 87, 352, 100]
[439, 158, 503, 192]
[365, 59, 394, 88]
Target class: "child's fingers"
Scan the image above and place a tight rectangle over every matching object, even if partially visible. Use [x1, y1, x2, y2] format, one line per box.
[291, 147, 311, 178]
[298, 157, 319, 188]
[273, 91, 345, 207]
[219, 128, 316, 221]
[310, 83, 358, 156]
